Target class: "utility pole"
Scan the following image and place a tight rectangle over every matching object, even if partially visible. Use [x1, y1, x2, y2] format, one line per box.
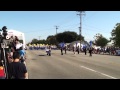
[77, 11, 85, 51]
[55, 26, 59, 35]
[39, 36, 40, 40]
[55, 26, 59, 46]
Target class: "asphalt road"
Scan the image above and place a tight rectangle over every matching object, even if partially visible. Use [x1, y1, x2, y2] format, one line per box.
[26, 50, 120, 79]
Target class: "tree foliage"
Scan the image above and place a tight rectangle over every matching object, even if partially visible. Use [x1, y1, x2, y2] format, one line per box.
[94, 33, 109, 47]
[46, 35, 57, 45]
[76, 34, 84, 41]
[31, 38, 47, 44]
[111, 23, 120, 47]
[30, 31, 85, 45]
[56, 31, 84, 43]
[31, 39, 38, 44]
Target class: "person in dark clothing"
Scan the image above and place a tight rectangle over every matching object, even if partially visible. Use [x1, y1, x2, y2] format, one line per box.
[60, 43, 64, 55]
[61, 47, 63, 55]
[48, 46, 51, 56]
[64, 46, 67, 54]
[14, 36, 19, 41]
[77, 46, 80, 54]
[9, 51, 28, 79]
[84, 47, 87, 55]
[89, 47, 92, 56]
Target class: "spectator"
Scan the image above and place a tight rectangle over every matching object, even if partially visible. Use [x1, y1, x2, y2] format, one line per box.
[9, 51, 28, 79]
[19, 46, 26, 65]
[14, 36, 19, 41]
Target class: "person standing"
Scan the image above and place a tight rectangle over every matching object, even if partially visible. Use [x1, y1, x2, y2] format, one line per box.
[46, 46, 51, 56]
[60, 43, 64, 55]
[83, 46, 87, 55]
[48, 46, 51, 56]
[64, 46, 67, 54]
[77, 46, 80, 54]
[61, 47, 63, 55]
[73, 45, 76, 55]
[9, 51, 28, 79]
[89, 47, 92, 56]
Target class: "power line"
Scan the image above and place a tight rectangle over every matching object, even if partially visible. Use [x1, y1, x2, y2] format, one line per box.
[39, 36, 40, 40]
[57, 14, 77, 26]
[83, 11, 98, 22]
[60, 23, 79, 29]
[83, 27, 111, 34]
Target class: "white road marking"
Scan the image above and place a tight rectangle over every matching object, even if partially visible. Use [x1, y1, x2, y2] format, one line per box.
[100, 73, 117, 79]
[80, 65, 118, 79]
[81, 66, 97, 72]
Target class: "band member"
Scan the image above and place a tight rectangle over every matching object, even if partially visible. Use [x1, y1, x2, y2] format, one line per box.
[89, 47, 92, 56]
[83, 46, 87, 55]
[64, 46, 67, 54]
[77, 46, 80, 54]
[46, 46, 51, 56]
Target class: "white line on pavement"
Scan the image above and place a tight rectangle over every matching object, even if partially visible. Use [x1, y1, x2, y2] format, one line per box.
[100, 73, 117, 79]
[80, 66, 97, 72]
[80, 65, 118, 79]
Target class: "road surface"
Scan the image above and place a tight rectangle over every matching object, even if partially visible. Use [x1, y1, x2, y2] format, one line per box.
[26, 50, 120, 79]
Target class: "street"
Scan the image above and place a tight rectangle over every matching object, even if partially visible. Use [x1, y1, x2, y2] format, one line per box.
[26, 50, 120, 79]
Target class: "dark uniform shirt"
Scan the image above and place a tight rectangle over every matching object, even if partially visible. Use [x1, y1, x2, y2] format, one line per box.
[9, 62, 27, 79]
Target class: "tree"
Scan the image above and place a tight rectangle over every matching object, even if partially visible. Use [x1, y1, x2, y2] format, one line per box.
[76, 34, 84, 41]
[19, 40, 23, 44]
[46, 35, 57, 45]
[26, 42, 31, 46]
[56, 31, 84, 43]
[111, 23, 120, 47]
[37, 39, 47, 44]
[94, 33, 109, 47]
[31, 38, 38, 44]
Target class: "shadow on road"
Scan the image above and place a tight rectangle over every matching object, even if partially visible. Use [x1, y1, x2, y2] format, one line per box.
[38, 55, 46, 56]
[32, 59, 37, 60]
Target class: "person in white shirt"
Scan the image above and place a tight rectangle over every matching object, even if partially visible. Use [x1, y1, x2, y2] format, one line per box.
[15, 40, 23, 51]
[45, 46, 51, 56]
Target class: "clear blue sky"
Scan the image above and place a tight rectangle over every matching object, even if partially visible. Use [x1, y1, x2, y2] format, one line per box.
[0, 11, 120, 44]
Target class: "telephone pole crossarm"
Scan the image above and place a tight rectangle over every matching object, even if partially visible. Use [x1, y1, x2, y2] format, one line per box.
[55, 26, 59, 35]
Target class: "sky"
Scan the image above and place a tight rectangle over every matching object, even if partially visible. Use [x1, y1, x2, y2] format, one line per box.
[0, 11, 120, 44]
